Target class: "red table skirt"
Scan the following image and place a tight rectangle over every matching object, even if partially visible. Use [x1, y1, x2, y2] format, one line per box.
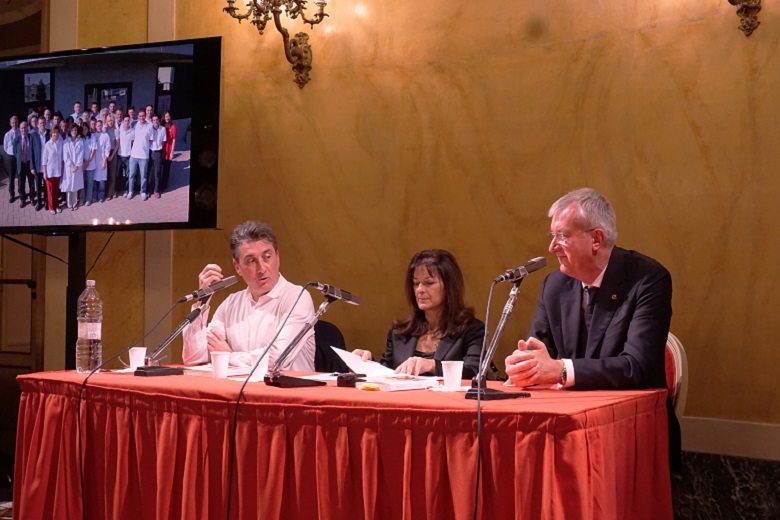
[14, 371, 672, 519]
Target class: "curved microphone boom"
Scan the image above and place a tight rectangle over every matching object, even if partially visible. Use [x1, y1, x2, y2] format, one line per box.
[494, 257, 547, 283]
[178, 275, 238, 303]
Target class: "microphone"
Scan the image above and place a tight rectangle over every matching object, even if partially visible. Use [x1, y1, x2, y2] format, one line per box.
[494, 257, 547, 283]
[310, 282, 362, 306]
[178, 275, 238, 303]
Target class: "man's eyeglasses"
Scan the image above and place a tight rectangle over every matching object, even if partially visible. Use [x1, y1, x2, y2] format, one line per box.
[547, 229, 594, 245]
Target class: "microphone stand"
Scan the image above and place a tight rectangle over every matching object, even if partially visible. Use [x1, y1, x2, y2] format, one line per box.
[134, 307, 202, 376]
[264, 298, 334, 388]
[466, 278, 530, 400]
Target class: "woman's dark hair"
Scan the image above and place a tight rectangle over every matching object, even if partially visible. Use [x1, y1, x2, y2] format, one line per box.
[393, 249, 475, 339]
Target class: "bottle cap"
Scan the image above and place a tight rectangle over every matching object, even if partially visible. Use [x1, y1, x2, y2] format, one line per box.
[86, 280, 96, 287]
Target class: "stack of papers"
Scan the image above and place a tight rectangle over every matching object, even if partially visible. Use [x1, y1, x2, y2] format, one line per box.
[331, 348, 441, 391]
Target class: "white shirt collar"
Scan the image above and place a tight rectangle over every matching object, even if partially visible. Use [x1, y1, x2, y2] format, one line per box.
[244, 274, 287, 304]
[582, 265, 607, 290]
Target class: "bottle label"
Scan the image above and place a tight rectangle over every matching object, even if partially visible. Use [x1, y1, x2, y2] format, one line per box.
[78, 322, 102, 340]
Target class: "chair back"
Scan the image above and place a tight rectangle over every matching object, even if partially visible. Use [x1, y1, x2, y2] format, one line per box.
[314, 320, 350, 373]
[664, 332, 688, 417]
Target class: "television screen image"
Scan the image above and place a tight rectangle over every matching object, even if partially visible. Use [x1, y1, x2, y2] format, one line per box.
[0, 37, 221, 234]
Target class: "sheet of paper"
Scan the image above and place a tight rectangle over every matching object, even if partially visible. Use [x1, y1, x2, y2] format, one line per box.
[331, 347, 395, 377]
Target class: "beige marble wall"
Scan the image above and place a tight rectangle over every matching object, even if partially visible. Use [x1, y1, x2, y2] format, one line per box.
[55, 0, 780, 424]
[70, 0, 149, 363]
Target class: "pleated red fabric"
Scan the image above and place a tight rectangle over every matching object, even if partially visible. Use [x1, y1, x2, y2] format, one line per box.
[14, 372, 672, 520]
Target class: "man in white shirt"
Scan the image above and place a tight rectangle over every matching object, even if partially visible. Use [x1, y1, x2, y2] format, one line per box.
[127, 111, 152, 200]
[182, 221, 316, 371]
[31, 118, 49, 211]
[149, 114, 167, 198]
[43, 109, 53, 130]
[69, 101, 82, 122]
[117, 115, 134, 196]
[2, 116, 20, 203]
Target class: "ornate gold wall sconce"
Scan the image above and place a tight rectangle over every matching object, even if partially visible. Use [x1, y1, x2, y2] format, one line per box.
[224, 0, 332, 88]
[728, 0, 761, 37]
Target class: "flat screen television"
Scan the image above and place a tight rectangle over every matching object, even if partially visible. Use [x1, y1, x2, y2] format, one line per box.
[0, 36, 221, 234]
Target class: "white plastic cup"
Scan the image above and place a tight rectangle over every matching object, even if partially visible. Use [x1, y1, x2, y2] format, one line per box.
[211, 352, 231, 379]
[442, 361, 464, 391]
[249, 350, 269, 381]
[128, 347, 147, 370]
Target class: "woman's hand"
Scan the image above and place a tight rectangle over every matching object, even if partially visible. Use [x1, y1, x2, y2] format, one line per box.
[352, 349, 373, 362]
[395, 356, 435, 376]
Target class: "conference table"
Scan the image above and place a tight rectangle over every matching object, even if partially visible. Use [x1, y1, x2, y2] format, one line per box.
[13, 370, 672, 520]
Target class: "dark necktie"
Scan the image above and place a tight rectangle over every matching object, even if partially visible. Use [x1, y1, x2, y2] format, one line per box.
[22, 136, 28, 162]
[584, 286, 598, 336]
[577, 286, 599, 357]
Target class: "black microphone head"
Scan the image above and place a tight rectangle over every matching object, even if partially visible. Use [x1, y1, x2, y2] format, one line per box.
[496, 256, 548, 283]
[525, 257, 547, 274]
[313, 283, 362, 305]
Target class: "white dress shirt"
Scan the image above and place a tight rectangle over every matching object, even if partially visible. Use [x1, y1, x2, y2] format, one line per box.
[3, 128, 19, 155]
[149, 125, 167, 151]
[118, 127, 134, 157]
[182, 275, 316, 371]
[130, 121, 152, 159]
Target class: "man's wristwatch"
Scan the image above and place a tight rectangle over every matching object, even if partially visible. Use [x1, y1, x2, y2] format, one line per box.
[559, 361, 567, 386]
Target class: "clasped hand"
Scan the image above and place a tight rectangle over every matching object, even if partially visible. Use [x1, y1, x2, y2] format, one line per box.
[505, 337, 562, 387]
[206, 329, 231, 353]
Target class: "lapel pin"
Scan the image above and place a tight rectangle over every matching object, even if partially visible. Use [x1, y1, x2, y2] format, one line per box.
[611, 294, 618, 301]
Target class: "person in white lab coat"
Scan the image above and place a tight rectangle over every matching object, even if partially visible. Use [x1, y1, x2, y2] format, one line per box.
[62, 125, 85, 210]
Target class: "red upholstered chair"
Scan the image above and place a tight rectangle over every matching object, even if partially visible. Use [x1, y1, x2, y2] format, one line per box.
[664, 332, 688, 418]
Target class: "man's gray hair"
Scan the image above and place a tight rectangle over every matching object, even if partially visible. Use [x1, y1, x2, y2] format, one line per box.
[230, 221, 278, 259]
[548, 188, 618, 244]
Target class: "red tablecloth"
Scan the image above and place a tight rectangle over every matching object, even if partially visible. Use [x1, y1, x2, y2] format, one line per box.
[14, 371, 672, 520]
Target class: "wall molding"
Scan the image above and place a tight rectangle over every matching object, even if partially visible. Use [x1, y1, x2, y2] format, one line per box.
[681, 416, 780, 462]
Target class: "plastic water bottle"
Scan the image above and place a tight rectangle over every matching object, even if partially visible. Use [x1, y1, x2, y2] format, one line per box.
[76, 280, 103, 373]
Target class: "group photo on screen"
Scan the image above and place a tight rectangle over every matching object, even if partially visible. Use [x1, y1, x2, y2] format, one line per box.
[0, 43, 196, 230]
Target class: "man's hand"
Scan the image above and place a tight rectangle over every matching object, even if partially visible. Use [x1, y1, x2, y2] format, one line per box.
[195, 264, 223, 307]
[505, 337, 562, 387]
[198, 264, 223, 289]
[395, 356, 435, 376]
[206, 329, 231, 353]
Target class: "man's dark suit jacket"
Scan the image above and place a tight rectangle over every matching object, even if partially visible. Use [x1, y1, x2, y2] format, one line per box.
[530, 246, 671, 390]
[529, 246, 681, 470]
[13, 133, 37, 174]
[30, 129, 48, 171]
[380, 318, 485, 378]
